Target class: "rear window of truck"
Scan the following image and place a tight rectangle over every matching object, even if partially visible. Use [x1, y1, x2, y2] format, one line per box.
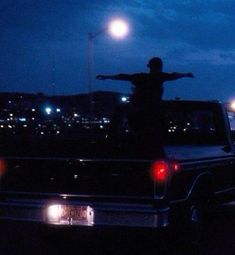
[113, 101, 226, 146]
[0, 101, 227, 158]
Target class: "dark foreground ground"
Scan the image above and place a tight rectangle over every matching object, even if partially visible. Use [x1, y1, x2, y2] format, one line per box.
[0, 201, 234, 255]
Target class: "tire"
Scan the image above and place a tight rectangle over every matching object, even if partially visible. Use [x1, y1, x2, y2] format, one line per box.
[182, 202, 204, 245]
[167, 200, 208, 254]
[168, 188, 215, 254]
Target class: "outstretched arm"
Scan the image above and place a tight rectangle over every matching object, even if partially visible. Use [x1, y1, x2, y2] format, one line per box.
[96, 74, 132, 81]
[164, 72, 194, 81]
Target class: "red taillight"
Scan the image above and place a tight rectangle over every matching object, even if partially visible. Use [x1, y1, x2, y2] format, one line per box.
[0, 158, 7, 177]
[151, 161, 169, 182]
[171, 161, 180, 173]
[150, 160, 180, 182]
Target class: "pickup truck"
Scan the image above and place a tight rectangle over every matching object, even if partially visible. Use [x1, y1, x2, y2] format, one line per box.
[0, 100, 234, 242]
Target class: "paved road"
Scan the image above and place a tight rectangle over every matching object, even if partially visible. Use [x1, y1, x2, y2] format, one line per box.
[0, 202, 234, 255]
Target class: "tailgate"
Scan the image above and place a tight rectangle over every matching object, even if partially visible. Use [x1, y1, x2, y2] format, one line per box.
[0, 157, 155, 198]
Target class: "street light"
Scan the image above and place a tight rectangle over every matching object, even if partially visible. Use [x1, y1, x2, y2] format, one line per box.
[87, 18, 129, 117]
[108, 19, 129, 39]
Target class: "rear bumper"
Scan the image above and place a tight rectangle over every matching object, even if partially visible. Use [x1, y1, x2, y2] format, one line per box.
[0, 196, 169, 229]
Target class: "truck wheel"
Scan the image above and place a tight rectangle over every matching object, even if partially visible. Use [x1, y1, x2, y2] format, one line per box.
[164, 203, 202, 254]
[168, 201, 205, 248]
[183, 179, 215, 245]
[184, 203, 203, 245]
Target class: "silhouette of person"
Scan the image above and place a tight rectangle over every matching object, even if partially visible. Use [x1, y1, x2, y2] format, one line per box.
[96, 57, 194, 153]
[97, 57, 194, 108]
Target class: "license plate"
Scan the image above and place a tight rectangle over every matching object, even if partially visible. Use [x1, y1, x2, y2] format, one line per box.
[46, 204, 94, 226]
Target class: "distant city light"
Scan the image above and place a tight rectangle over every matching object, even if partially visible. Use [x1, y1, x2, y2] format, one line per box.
[45, 107, 52, 115]
[0, 94, 116, 137]
[121, 96, 129, 103]
[121, 96, 128, 102]
[19, 118, 26, 122]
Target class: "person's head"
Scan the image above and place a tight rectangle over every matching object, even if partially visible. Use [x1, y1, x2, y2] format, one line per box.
[147, 57, 163, 72]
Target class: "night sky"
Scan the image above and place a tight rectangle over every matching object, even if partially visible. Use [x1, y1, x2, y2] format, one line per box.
[1, 0, 235, 102]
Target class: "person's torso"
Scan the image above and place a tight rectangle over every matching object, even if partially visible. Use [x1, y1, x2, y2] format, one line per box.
[131, 73, 165, 105]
